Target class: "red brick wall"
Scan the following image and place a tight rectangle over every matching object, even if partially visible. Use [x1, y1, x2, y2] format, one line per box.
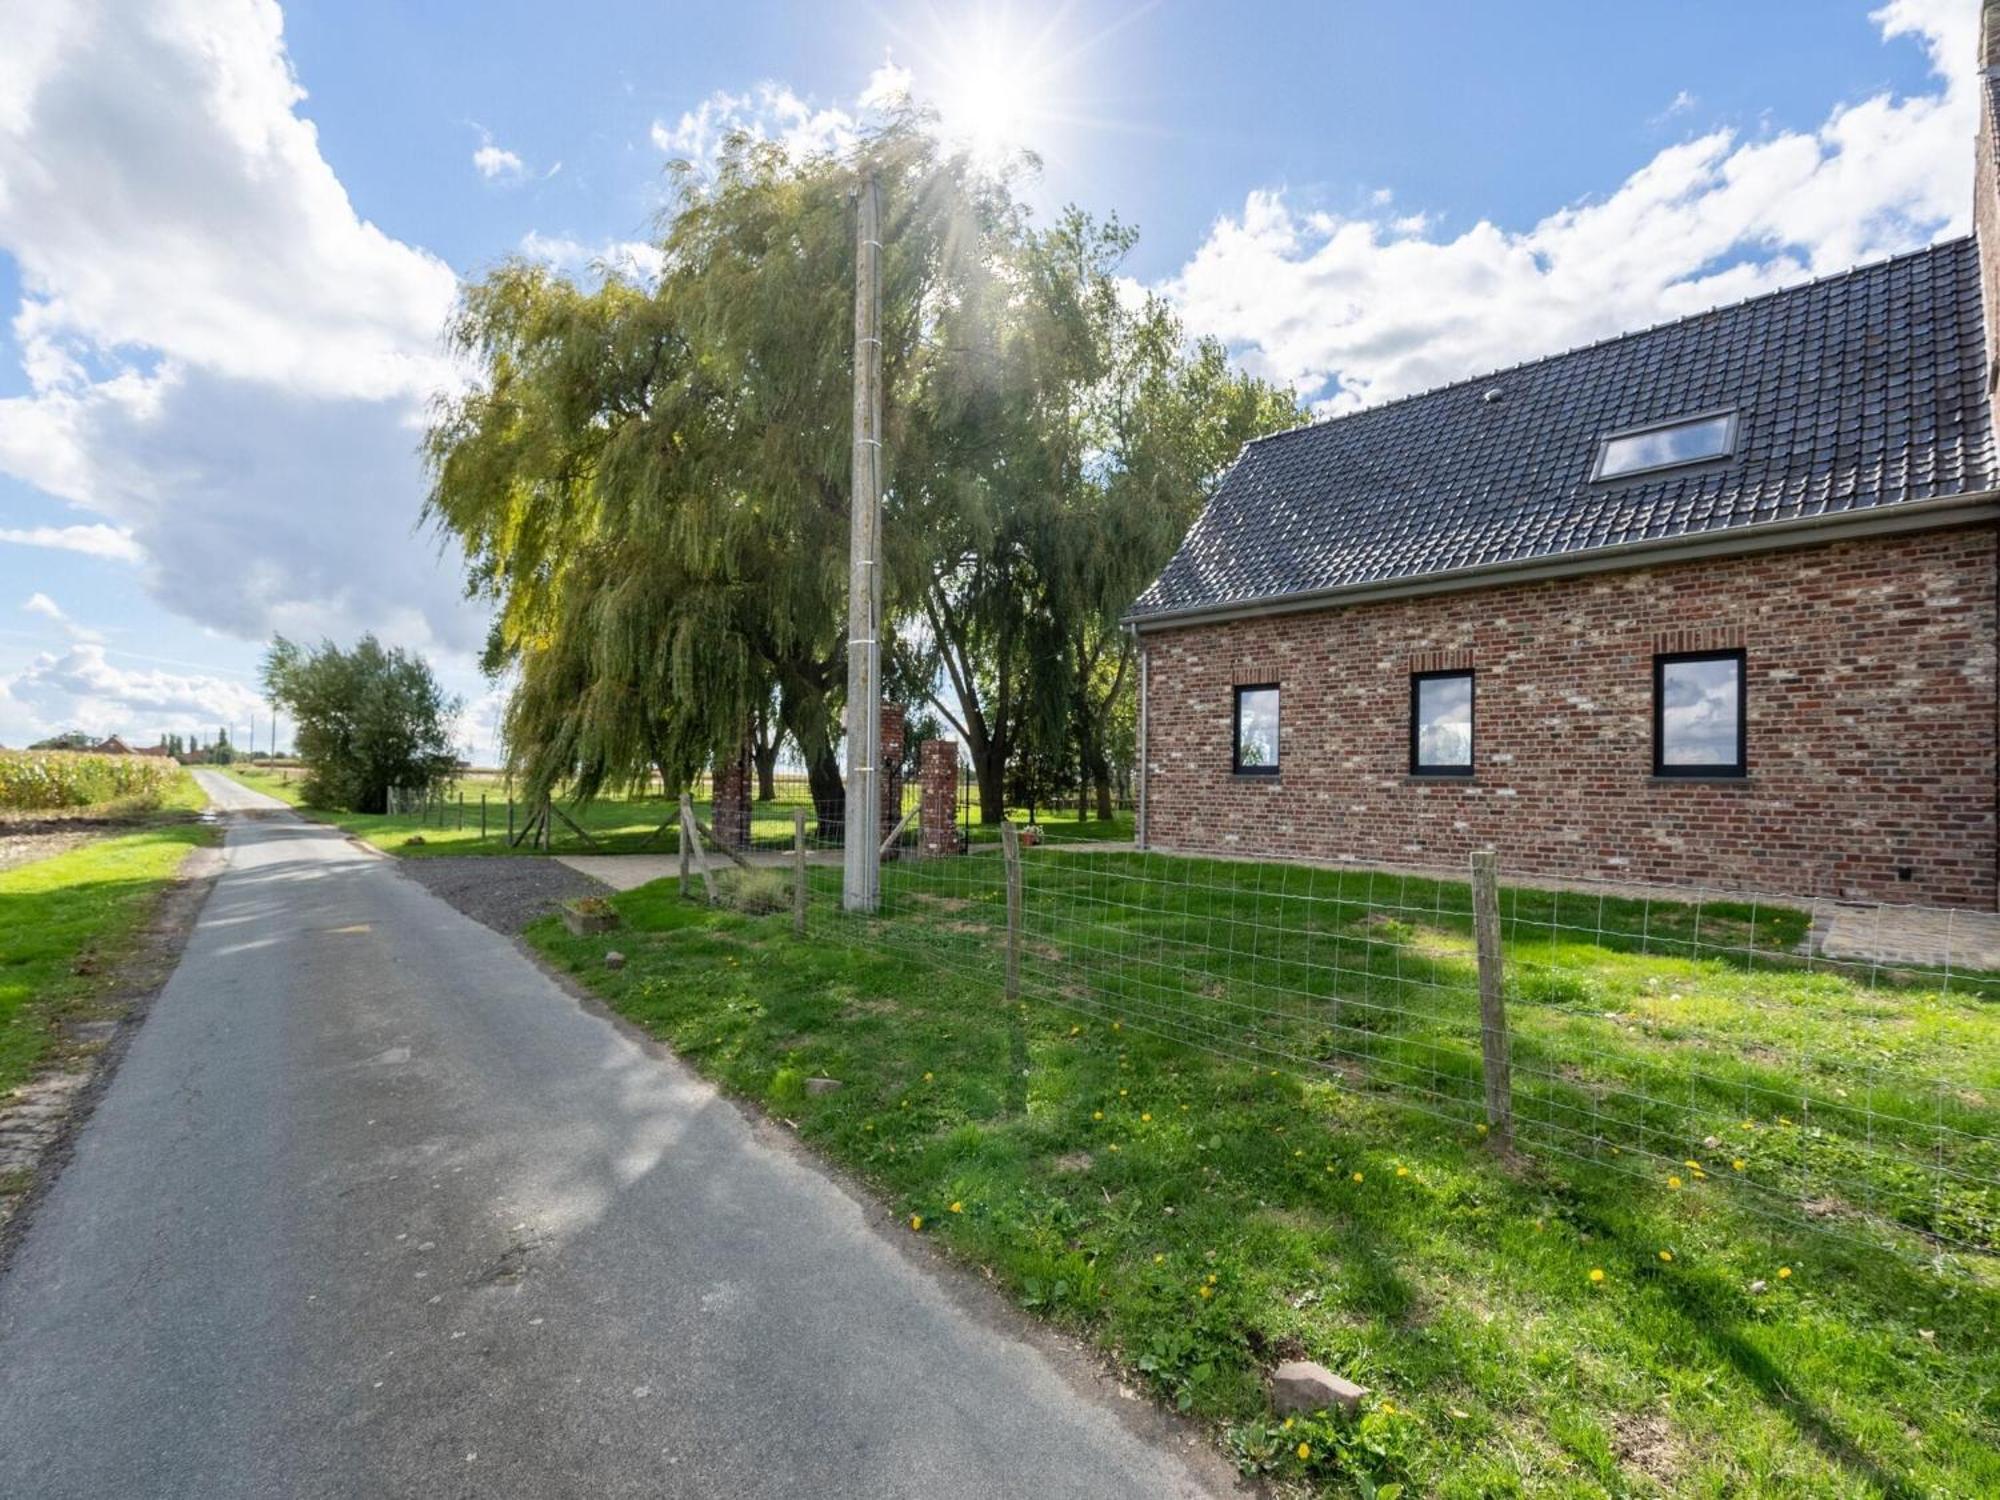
[1139, 526, 1999, 908]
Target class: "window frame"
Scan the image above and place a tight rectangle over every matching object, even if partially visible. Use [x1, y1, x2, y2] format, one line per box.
[1408, 669, 1475, 778]
[1231, 682, 1281, 777]
[1652, 648, 1747, 778]
[1591, 409, 1739, 483]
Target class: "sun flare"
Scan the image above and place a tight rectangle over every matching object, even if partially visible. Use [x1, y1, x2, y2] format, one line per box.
[883, 4, 1119, 171]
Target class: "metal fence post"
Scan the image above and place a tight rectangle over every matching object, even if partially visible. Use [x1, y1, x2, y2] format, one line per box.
[792, 807, 808, 937]
[1470, 849, 1514, 1151]
[1001, 822, 1023, 1002]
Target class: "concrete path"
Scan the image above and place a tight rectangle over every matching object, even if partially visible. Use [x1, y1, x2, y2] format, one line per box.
[0, 771, 1231, 1499]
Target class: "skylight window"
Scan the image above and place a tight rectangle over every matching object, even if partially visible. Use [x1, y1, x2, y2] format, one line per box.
[1593, 411, 1736, 481]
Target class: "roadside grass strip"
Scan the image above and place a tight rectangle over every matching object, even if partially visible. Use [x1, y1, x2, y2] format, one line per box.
[531, 860, 2000, 1498]
[0, 822, 214, 1097]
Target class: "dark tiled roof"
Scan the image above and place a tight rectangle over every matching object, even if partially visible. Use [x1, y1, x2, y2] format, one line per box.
[1131, 236, 1995, 621]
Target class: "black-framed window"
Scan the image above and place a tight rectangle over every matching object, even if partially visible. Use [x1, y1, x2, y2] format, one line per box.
[1592, 410, 1737, 481]
[1410, 670, 1474, 776]
[1653, 650, 1746, 776]
[1232, 684, 1279, 775]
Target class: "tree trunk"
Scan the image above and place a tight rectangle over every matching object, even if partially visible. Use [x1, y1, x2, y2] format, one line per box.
[1084, 741, 1114, 820]
[754, 739, 779, 802]
[970, 739, 1007, 825]
[806, 741, 845, 841]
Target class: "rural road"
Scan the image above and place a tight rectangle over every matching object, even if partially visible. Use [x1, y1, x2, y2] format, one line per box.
[0, 770, 1233, 1499]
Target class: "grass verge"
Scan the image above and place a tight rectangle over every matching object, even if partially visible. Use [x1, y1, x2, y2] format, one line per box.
[528, 860, 1999, 1499]
[0, 816, 215, 1097]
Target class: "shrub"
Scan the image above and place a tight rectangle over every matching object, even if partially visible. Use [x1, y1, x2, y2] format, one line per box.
[0, 751, 180, 811]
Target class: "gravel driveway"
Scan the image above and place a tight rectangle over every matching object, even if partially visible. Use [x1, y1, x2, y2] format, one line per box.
[397, 856, 608, 934]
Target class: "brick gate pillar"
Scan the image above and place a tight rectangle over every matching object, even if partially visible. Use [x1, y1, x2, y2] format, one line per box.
[878, 703, 907, 856]
[711, 738, 752, 851]
[919, 738, 960, 855]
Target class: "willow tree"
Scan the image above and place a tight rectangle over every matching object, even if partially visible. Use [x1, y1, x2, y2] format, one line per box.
[424, 122, 1019, 825]
[892, 208, 1301, 821]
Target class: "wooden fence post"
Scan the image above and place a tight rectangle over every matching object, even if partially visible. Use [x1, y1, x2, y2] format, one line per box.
[680, 793, 716, 904]
[679, 795, 692, 898]
[1470, 849, 1514, 1151]
[792, 807, 808, 937]
[1001, 822, 1023, 1003]
[506, 798, 514, 845]
[480, 794, 487, 840]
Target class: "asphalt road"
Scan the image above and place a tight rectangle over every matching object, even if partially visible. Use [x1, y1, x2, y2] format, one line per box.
[0, 771, 1233, 1499]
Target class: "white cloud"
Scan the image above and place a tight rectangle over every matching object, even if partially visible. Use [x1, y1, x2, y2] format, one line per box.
[1, 642, 262, 744]
[518, 231, 664, 285]
[858, 56, 913, 111]
[0, 522, 143, 562]
[1163, 0, 1975, 411]
[649, 82, 862, 174]
[472, 142, 525, 180]
[1658, 89, 1699, 121]
[21, 590, 103, 641]
[0, 0, 487, 741]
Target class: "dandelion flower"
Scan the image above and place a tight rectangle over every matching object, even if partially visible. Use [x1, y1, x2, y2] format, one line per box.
[1112, 1021, 1122, 1032]
[1396, 1165, 1410, 1178]
[1205, 1273, 1217, 1285]
[1658, 1250, 1674, 1263]
[1380, 1400, 1396, 1415]
[1093, 1111, 1104, 1121]
[1198, 1285, 1213, 1299]
[1294, 1149, 1304, 1158]
[1589, 1267, 1606, 1284]
[1778, 1266, 1792, 1280]
[1154, 1253, 1164, 1264]
[1731, 1158, 1746, 1172]
[1119, 1088, 1128, 1097]
[1684, 1159, 1700, 1170]
[1476, 1122, 1489, 1135]
[1667, 1175, 1682, 1190]
[909, 1215, 923, 1231]
[949, 1202, 963, 1214]
[924, 1072, 934, 1083]
[1141, 1112, 1152, 1122]
[1108, 1143, 1120, 1153]
[1352, 1171, 1365, 1184]
[1296, 1443, 1311, 1461]
[1281, 1417, 1293, 1431]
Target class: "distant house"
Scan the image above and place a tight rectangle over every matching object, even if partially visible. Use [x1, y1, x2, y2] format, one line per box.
[90, 735, 133, 755]
[1127, 21, 2000, 909]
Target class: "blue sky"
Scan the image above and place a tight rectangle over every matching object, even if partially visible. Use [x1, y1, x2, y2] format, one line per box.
[0, 0, 1974, 759]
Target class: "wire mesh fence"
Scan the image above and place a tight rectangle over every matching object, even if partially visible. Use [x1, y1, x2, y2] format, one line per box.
[762, 804, 2000, 1272]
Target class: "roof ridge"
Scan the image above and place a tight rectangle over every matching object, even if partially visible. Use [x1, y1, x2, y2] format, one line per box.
[1245, 233, 1977, 450]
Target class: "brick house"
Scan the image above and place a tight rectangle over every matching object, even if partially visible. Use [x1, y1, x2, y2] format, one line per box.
[1127, 25, 2000, 910]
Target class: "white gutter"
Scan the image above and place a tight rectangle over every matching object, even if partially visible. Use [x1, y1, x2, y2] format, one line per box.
[1127, 488, 2000, 633]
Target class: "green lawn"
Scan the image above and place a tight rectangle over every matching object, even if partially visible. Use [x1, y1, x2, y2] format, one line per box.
[529, 850, 2000, 1498]
[0, 793, 215, 1098]
[221, 763, 1130, 856]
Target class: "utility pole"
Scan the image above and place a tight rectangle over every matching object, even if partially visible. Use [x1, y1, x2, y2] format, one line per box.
[843, 170, 884, 913]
